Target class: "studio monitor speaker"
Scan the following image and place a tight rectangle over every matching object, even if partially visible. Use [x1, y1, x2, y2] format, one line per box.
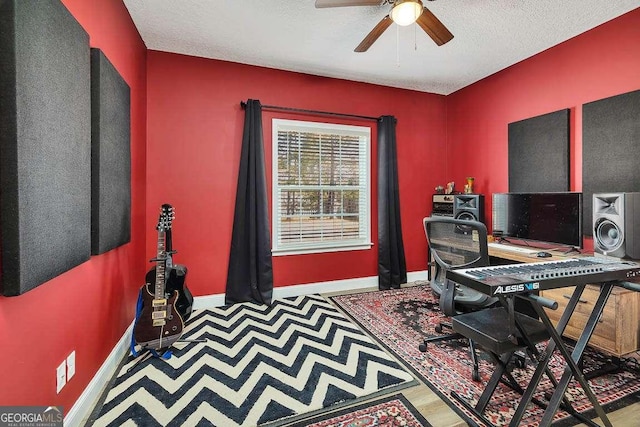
[593, 192, 640, 259]
[454, 194, 485, 223]
[453, 194, 484, 235]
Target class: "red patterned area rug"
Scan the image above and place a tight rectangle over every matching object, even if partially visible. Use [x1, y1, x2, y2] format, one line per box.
[330, 284, 640, 427]
[288, 393, 432, 427]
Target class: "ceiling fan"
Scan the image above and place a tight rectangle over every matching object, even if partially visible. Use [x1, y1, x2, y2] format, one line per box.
[315, 0, 454, 52]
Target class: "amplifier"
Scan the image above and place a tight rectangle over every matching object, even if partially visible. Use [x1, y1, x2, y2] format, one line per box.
[432, 194, 454, 217]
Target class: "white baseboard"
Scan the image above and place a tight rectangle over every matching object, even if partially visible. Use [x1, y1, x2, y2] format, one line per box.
[64, 322, 134, 427]
[68, 270, 428, 424]
[192, 270, 429, 310]
[407, 270, 428, 283]
[192, 293, 226, 310]
[273, 275, 378, 299]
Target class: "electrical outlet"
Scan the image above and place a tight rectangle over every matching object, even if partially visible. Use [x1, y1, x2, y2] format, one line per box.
[67, 351, 76, 380]
[56, 361, 66, 394]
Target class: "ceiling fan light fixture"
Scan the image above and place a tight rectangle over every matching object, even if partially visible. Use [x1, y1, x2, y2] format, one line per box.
[390, 0, 423, 26]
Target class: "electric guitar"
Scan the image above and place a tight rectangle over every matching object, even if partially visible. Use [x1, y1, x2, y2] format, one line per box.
[133, 205, 184, 351]
[145, 259, 193, 321]
[144, 205, 193, 321]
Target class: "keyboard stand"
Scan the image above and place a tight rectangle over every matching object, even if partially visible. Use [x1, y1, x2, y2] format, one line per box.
[582, 356, 623, 380]
[446, 259, 640, 426]
[508, 283, 614, 427]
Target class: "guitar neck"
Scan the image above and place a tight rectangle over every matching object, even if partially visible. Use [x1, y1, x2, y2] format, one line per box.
[155, 230, 166, 300]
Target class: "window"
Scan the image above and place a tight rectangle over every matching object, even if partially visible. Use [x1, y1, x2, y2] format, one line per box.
[272, 119, 371, 255]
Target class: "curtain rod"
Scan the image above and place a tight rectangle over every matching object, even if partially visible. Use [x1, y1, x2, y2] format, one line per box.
[240, 101, 379, 122]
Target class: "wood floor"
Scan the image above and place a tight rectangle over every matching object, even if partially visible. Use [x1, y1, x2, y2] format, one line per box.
[321, 286, 640, 427]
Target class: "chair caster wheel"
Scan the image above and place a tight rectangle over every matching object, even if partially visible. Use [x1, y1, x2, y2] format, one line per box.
[435, 325, 443, 334]
[419, 343, 427, 352]
[472, 369, 480, 382]
[514, 355, 526, 369]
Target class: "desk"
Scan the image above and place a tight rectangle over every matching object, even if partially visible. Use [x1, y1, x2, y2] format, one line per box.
[487, 241, 568, 263]
[486, 242, 640, 357]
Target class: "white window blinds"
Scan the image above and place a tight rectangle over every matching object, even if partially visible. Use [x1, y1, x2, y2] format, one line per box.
[272, 119, 371, 255]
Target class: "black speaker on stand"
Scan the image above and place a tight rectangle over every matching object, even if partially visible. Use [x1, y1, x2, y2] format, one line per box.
[593, 192, 640, 259]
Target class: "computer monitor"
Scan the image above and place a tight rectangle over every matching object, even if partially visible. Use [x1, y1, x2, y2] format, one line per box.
[492, 192, 583, 248]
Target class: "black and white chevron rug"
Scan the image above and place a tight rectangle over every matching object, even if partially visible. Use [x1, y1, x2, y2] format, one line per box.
[89, 294, 415, 426]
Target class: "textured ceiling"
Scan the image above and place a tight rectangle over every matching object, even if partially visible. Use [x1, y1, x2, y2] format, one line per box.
[123, 0, 640, 95]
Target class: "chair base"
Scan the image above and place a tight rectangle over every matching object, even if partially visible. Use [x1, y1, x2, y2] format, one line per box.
[420, 321, 481, 381]
[420, 318, 528, 382]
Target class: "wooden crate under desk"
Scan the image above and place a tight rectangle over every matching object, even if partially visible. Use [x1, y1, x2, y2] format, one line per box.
[540, 285, 640, 357]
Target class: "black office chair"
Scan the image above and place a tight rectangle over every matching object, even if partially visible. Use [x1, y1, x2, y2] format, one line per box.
[419, 216, 498, 381]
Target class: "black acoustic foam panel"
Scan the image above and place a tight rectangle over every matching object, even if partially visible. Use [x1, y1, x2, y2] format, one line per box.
[91, 48, 131, 255]
[0, 0, 91, 296]
[582, 90, 640, 236]
[508, 109, 570, 193]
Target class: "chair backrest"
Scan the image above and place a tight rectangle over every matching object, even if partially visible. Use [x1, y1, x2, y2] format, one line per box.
[423, 216, 496, 312]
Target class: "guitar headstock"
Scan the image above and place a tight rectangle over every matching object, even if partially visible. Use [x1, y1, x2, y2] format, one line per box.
[157, 204, 175, 232]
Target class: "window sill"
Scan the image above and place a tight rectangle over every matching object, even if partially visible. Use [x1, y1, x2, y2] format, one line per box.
[272, 242, 373, 257]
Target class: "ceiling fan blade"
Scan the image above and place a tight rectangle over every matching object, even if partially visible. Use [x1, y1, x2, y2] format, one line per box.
[416, 7, 454, 46]
[315, 0, 382, 8]
[355, 15, 392, 52]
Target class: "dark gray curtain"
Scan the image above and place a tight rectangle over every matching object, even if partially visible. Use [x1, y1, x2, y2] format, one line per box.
[377, 116, 407, 290]
[225, 99, 273, 305]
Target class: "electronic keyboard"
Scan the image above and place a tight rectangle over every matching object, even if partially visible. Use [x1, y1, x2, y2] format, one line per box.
[447, 256, 640, 296]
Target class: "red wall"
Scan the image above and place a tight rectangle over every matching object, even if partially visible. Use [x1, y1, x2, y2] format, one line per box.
[146, 53, 447, 295]
[0, 0, 147, 412]
[4, 2, 637, 416]
[446, 8, 640, 249]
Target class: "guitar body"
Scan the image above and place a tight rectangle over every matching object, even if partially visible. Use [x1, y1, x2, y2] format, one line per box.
[145, 264, 193, 321]
[133, 285, 184, 351]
